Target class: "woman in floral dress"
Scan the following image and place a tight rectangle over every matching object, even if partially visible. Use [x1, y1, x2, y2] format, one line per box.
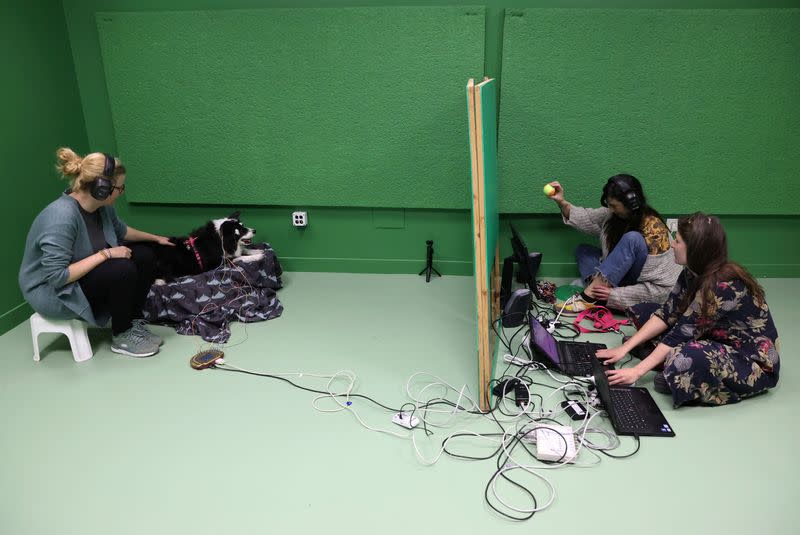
[595, 213, 780, 407]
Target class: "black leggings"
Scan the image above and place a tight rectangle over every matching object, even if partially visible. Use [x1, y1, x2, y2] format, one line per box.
[79, 243, 156, 335]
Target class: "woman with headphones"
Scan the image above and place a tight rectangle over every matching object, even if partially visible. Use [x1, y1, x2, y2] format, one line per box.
[547, 174, 681, 312]
[19, 148, 174, 358]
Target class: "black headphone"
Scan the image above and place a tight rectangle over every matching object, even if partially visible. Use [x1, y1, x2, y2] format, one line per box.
[601, 175, 641, 211]
[89, 153, 116, 201]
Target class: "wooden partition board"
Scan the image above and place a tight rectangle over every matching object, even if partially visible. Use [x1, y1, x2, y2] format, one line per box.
[467, 78, 500, 412]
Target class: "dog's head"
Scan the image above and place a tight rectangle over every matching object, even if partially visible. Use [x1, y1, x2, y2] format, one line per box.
[214, 211, 256, 257]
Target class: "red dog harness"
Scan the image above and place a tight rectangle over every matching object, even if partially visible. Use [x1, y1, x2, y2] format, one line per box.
[573, 306, 630, 334]
[184, 235, 204, 271]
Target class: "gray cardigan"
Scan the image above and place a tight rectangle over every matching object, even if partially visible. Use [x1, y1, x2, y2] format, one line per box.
[19, 193, 127, 325]
[564, 206, 682, 309]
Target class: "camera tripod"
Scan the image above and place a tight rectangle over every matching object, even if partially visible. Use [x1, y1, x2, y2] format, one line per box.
[418, 240, 442, 283]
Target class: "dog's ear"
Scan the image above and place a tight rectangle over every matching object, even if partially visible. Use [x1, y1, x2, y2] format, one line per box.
[221, 222, 238, 256]
[227, 211, 241, 220]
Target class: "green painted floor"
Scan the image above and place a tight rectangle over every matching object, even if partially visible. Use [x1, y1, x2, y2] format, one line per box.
[1, 273, 797, 534]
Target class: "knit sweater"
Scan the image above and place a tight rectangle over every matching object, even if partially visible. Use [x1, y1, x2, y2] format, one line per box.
[18, 193, 127, 325]
[564, 206, 682, 309]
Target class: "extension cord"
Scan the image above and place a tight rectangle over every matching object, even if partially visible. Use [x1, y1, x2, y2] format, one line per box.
[521, 334, 532, 357]
[531, 424, 577, 463]
[503, 354, 532, 367]
[392, 412, 419, 429]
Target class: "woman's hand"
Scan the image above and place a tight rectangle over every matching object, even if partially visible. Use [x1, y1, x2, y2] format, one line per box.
[590, 285, 612, 301]
[547, 181, 565, 203]
[606, 366, 644, 386]
[107, 246, 132, 259]
[595, 346, 628, 365]
[153, 235, 175, 247]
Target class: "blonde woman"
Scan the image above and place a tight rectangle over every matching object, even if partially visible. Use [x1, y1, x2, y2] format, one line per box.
[19, 148, 173, 357]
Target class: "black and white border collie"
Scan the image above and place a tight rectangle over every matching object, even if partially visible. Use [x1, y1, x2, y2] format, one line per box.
[151, 211, 262, 282]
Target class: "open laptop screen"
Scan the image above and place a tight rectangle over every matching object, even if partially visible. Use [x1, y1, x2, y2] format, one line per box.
[529, 316, 560, 364]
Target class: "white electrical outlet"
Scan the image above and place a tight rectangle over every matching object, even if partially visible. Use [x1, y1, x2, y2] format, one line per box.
[292, 211, 308, 227]
[666, 218, 678, 238]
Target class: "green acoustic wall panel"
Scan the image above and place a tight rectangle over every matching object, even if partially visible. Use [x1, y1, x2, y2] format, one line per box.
[1, 1, 89, 335]
[499, 8, 800, 215]
[96, 7, 485, 208]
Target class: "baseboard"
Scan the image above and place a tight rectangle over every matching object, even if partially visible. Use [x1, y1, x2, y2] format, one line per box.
[742, 264, 800, 278]
[0, 302, 32, 336]
[279, 257, 473, 276]
[1, 260, 792, 338]
[536, 262, 800, 280]
[278, 258, 800, 278]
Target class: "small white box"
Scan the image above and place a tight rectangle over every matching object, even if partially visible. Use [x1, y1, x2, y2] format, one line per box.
[392, 412, 420, 429]
[666, 218, 678, 239]
[292, 211, 308, 227]
[534, 424, 577, 463]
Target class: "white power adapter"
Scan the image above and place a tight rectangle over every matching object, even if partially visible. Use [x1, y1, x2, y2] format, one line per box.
[532, 424, 577, 463]
[392, 412, 419, 429]
[503, 354, 532, 367]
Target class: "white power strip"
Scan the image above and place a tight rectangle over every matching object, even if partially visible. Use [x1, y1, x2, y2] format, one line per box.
[532, 424, 577, 463]
[503, 354, 532, 367]
[392, 412, 419, 429]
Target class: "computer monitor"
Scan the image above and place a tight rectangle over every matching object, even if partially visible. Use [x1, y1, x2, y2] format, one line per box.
[510, 225, 532, 283]
[500, 225, 542, 307]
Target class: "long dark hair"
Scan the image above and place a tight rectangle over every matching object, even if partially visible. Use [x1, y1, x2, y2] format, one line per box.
[678, 212, 764, 320]
[601, 174, 662, 252]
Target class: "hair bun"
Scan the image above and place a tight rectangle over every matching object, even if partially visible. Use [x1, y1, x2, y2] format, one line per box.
[56, 147, 82, 177]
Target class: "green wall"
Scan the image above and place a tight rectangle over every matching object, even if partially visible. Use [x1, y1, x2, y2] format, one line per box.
[500, 7, 800, 215]
[0, 0, 89, 334]
[95, 7, 485, 208]
[2, 0, 796, 335]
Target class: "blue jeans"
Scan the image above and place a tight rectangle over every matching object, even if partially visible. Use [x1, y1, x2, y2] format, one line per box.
[575, 231, 648, 287]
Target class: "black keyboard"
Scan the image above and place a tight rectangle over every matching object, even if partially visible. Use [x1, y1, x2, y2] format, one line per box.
[564, 360, 592, 375]
[562, 343, 594, 360]
[608, 388, 651, 432]
[561, 343, 602, 375]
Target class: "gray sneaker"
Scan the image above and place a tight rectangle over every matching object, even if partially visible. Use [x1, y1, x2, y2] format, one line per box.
[111, 327, 159, 357]
[132, 319, 163, 346]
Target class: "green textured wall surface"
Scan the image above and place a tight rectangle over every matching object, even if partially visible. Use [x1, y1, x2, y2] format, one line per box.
[0, 1, 89, 334]
[96, 6, 485, 208]
[499, 8, 800, 215]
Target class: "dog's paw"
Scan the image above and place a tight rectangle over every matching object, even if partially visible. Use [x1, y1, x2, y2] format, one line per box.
[235, 251, 265, 264]
[153, 278, 167, 286]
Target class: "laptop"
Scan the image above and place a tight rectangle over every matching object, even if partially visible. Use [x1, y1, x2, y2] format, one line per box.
[528, 315, 609, 376]
[590, 357, 675, 437]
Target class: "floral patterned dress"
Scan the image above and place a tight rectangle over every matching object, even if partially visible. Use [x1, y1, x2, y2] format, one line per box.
[632, 269, 780, 407]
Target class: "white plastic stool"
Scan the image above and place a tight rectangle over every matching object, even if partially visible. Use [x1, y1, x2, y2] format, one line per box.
[30, 313, 93, 362]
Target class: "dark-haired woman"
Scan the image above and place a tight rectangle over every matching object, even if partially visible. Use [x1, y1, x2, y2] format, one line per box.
[596, 213, 780, 407]
[548, 174, 681, 312]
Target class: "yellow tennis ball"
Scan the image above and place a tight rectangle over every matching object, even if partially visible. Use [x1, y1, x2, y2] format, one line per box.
[543, 184, 556, 196]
